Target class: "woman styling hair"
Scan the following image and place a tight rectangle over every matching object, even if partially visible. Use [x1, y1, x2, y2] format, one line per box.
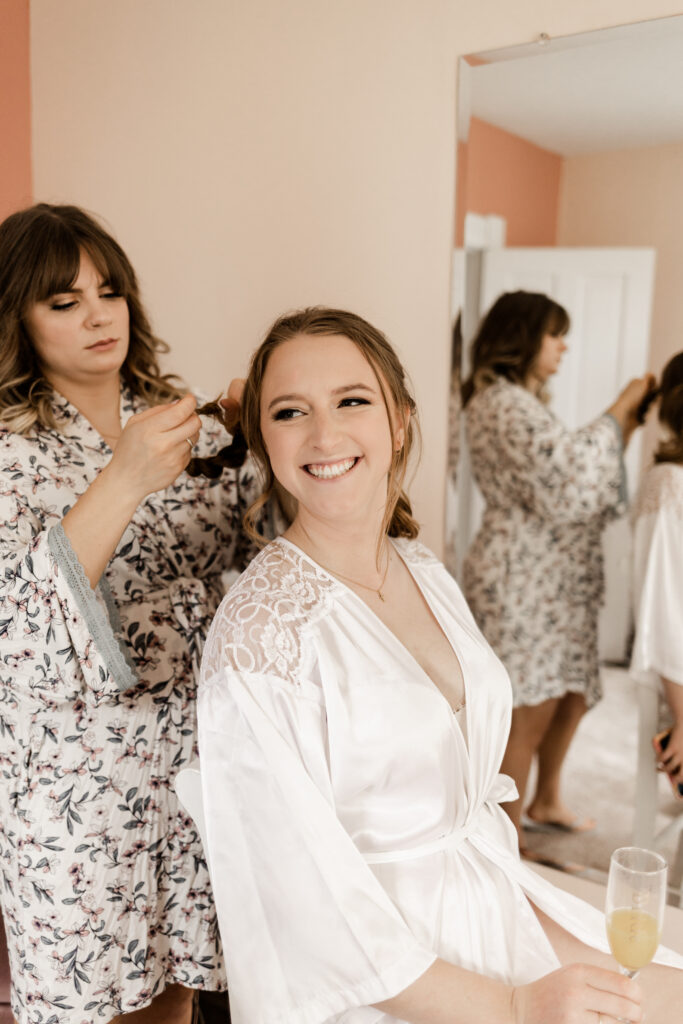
[461, 290, 653, 844]
[0, 203, 259, 1024]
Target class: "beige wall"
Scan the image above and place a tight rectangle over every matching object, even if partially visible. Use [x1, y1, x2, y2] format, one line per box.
[30, 0, 683, 552]
[557, 140, 683, 462]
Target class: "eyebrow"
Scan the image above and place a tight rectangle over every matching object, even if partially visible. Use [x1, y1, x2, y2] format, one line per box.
[267, 382, 376, 412]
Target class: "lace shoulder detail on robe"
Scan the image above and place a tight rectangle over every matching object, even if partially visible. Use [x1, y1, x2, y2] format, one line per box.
[632, 463, 683, 522]
[392, 536, 440, 567]
[201, 539, 337, 686]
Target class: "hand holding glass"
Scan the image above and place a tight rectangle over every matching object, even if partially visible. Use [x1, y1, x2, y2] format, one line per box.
[605, 847, 667, 979]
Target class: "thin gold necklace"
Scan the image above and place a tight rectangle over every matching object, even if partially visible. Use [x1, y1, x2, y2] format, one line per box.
[317, 548, 391, 602]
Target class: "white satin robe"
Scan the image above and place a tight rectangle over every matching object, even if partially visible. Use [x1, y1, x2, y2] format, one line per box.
[630, 462, 683, 689]
[198, 537, 682, 1024]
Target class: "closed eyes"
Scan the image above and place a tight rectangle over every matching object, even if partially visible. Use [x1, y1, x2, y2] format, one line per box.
[50, 289, 122, 311]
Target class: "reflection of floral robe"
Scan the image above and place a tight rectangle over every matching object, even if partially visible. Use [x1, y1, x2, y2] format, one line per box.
[0, 385, 261, 1023]
[463, 378, 626, 709]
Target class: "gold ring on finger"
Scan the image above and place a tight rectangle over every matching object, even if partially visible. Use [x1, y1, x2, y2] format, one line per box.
[186, 437, 194, 450]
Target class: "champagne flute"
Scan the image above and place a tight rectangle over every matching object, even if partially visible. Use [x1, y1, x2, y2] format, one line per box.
[606, 847, 667, 1021]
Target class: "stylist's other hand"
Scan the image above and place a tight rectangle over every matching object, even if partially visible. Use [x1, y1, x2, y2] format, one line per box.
[608, 373, 656, 447]
[511, 963, 642, 1024]
[219, 378, 245, 434]
[658, 720, 683, 780]
[105, 394, 201, 502]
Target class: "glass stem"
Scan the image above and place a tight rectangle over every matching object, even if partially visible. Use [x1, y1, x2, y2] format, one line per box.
[619, 966, 640, 980]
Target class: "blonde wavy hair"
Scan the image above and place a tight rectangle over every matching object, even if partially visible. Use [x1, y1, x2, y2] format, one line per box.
[0, 203, 185, 434]
[239, 307, 421, 549]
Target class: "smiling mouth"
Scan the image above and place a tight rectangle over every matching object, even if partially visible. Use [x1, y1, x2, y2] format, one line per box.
[305, 457, 358, 480]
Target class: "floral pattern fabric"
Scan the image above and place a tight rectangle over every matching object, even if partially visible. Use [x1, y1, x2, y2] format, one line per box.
[0, 384, 261, 1023]
[463, 378, 626, 709]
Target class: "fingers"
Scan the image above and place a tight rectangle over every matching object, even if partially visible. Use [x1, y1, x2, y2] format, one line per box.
[661, 751, 682, 775]
[130, 393, 197, 429]
[225, 378, 246, 405]
[166, 414, 202, 451]
[586, 966, 642, 1021]
[219, 379, 245, 433]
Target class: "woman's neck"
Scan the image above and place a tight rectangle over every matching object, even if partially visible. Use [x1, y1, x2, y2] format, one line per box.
[47, 371, 123, 441]
[523, 371, 544, 396]
[285, 511, 388, 578]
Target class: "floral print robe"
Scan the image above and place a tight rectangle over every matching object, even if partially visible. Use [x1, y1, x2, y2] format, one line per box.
[463, 377, 626, 709]
[0, 385, 262, 1023]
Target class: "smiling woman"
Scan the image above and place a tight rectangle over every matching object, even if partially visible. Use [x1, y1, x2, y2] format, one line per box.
[197, 306, 683, 1024]
[239, 307, 419, 555]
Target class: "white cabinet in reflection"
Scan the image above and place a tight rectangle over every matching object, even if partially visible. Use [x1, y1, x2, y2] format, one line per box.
[455, 245, 656, 662]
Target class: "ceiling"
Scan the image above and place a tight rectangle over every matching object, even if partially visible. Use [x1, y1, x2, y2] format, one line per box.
[462, 15, 683, 157]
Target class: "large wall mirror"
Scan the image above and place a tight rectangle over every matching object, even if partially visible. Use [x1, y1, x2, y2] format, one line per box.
[447, 14, 683, 667]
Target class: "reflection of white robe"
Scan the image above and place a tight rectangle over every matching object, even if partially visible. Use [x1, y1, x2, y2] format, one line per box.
[631, 462, 683, 690]
[198, 537, 682, 1024]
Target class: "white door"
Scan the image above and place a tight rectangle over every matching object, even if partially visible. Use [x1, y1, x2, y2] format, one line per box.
[456, 246, 656, 661]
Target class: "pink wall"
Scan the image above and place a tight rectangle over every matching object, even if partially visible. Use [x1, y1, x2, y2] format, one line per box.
[0, 0, 32, 221]
[457, 117, 562, 246]
[557, 141, 683, 467]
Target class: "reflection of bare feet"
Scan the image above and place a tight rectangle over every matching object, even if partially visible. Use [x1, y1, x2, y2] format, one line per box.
[524, 804, 596, 834]
[520, 847, 587, 874]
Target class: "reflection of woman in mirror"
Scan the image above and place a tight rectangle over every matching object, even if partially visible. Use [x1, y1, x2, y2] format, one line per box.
[0, 203, 262, 1023]
[198, 307, 682, 1024]
[631, 351, 683, 788]
[461, 290, 653, 846]
[445, 313, 462, 572]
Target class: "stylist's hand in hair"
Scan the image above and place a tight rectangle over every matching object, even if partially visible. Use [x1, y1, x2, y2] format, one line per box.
[107, 394, 201, 502]
[219, 378, 246, 434]
[607, 373, 656, 447]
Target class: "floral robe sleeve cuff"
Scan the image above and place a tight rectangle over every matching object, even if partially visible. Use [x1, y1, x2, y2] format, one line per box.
[47, 522, 138, 692]
[603, 412, 629, 509]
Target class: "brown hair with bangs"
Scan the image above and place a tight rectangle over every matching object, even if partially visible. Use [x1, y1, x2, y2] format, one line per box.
[239, 307, 420, 549]
[654, 351, 683, 465]
[0, 203, 184, 434]
[461, 290, 570, 406]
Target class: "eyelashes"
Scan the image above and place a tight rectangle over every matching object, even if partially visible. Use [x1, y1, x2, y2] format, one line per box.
[272, 397, 371, 421]
[273, 408, 301, 421]
[49, 290, 122, 311]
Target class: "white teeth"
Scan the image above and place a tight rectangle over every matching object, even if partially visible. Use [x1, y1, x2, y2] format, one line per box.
[307, 458, 356, 479]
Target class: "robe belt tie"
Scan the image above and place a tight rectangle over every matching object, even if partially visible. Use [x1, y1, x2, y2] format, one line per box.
[362, 773, 518, 865]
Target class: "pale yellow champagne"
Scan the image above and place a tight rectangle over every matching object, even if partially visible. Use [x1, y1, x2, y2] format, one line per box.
[606, 908, 661, 971]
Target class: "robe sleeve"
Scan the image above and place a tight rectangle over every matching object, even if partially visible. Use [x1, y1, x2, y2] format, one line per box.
[0, 456, 137, 704]
[631, 489, 683, 687]
[198, 667, 436, 1024]
[475, 384, 627, 524]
